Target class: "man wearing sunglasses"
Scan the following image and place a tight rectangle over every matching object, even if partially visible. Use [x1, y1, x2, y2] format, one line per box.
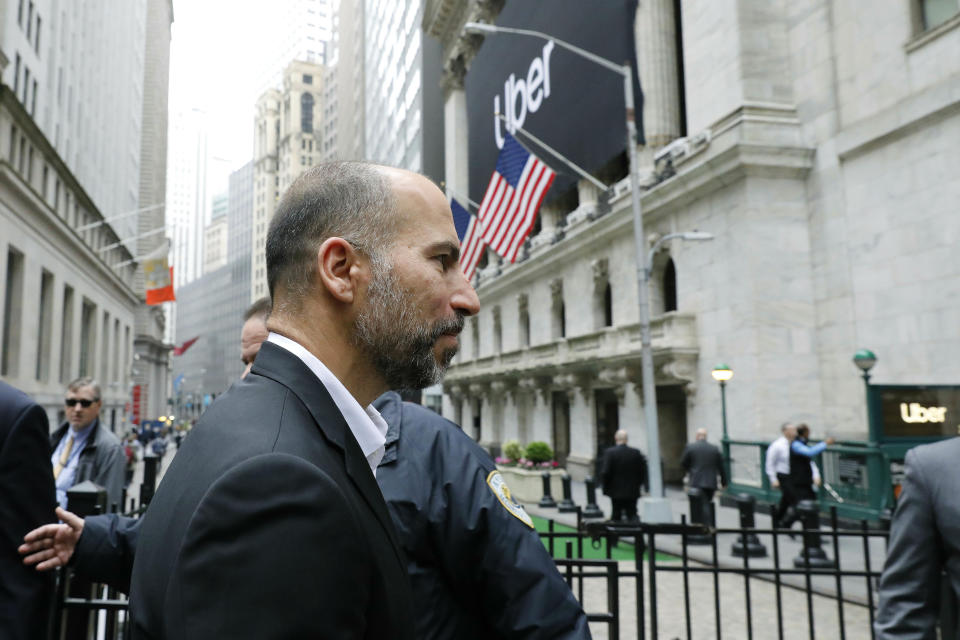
[49, 378, 126, 512]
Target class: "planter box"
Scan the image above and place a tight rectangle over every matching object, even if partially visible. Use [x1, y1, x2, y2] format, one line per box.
[496, 466, 565, 504]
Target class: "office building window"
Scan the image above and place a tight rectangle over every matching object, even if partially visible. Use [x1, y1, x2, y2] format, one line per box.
[101, 310, 110, 383]
[301, 93, 314, 133]
[79, 298, 96, 377]
[60, 285, 73, 382]
[2, 247, 25, 376]
[919, 0, 959, 30]
[303, 74, 313, 84]
[36, 270, 53, 381]
[493, 306, 502, 354]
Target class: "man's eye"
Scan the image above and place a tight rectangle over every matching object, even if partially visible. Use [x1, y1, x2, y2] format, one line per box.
[435, 255, 449, 268]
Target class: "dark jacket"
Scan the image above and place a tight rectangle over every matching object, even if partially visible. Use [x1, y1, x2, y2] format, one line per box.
[73, 392, 591, 639]
[600, 444, 648, 499]
[49, 418, 126, 511]
[375, 392, 591, 640]
[0, 381, 57, 640]
[127, 342, 414, 640]
[876, 438, 960, 639]
[73, 513, 140, 593]
[680, 439, 727, 490]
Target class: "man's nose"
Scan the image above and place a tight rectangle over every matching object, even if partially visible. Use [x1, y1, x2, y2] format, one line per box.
[452, 274, 480, 317]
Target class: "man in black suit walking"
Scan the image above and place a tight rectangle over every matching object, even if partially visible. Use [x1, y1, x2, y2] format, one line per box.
[680, 428, 728, 502]
[127, 162, 480, 639]
[0, 381, 57, 639]
[601, 430, 648, 522]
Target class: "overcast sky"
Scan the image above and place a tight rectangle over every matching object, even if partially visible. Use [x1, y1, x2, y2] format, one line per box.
[168, 0, 282, 195]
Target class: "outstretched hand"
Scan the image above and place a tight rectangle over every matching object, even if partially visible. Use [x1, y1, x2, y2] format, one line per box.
[19, 507, 85, 571]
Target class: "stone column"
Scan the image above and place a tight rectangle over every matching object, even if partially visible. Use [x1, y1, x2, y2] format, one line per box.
[442, 63, 470, 201]
[634, 0, 682, 150]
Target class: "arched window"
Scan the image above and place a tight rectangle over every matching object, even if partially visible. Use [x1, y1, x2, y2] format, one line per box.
[663, 258, 677, 312]
[301, 93, 314, 133]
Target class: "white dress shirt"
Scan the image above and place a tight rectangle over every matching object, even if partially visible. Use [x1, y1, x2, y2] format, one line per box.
[267, 332, 388, 476]
[765, 435, 820, 484]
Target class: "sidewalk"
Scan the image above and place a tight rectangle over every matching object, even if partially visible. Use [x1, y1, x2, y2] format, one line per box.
[122, 443, 178, 512]
[523, 478, 888, 606]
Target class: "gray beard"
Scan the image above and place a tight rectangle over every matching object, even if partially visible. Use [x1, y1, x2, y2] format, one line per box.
[353, 257, 462, 391]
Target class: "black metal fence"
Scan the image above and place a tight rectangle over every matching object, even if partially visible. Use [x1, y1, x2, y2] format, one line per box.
[47, 455, 159, 640]
[538, 504, 893, 640]
[541, 503, 960, 640]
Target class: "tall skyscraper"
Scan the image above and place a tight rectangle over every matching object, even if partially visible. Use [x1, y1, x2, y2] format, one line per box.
[1, 0, 147, 246]
[132, 0, 175, 428]
[251, 61, 326, 300]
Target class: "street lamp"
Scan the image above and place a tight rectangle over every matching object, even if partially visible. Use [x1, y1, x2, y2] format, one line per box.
[853, 349, 878, 444]
[463, 21, 704, 522]
[711, 364, 733, 482]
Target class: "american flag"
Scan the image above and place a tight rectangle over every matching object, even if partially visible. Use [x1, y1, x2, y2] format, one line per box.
[478, 131, 556, 263]
[451, 198, 485, 281]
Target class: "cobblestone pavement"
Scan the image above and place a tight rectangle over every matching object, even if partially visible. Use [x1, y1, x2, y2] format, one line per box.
[579, 560, 875, 640]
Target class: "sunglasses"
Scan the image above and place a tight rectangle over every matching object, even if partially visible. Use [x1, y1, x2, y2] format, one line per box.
[65, 398, 97, 408]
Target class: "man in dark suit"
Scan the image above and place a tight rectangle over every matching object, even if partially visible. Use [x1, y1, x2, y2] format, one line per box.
[0, 381, 57, 639]
[127, 162, 480, 639]
[600, 429, 648, 522]
[680, 428, 728, 501]
[876, 437, 960, 639]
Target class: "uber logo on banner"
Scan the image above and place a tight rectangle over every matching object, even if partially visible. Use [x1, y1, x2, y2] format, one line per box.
[494, 41, 555, 148]
[465, 0, 641, 206]
[877, 385, 960, 439]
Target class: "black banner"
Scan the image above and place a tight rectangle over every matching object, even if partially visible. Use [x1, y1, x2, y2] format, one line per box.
[464, 0, 641, 205]
[876, 385, 960, 439]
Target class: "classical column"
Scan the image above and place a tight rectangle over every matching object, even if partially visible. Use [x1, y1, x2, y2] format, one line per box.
[442, 61, 470, 202]
[634, 0, 681, 151]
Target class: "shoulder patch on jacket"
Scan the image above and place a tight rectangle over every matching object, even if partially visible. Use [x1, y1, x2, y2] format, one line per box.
[486, 470, 534, 529]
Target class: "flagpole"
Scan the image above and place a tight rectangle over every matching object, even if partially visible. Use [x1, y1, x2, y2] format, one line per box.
[97, 226, 167, 253]
[464, 20, 673, 522]
[496, 114, 608, 192]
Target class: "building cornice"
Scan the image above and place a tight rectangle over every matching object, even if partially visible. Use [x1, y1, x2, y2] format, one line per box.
[0, 164, 140, 306]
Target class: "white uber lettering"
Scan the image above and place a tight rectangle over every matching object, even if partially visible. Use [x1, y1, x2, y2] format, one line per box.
[899, 402, 948, 424]
[493, 40, 555, 149]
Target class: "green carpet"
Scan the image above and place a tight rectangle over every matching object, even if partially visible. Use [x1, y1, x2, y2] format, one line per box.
[532, 515, 677, 562]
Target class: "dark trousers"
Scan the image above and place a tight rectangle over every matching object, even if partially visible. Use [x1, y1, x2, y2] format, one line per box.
[779, 478, 815, 528]
[611, 498, 638, 522]
[697, 487, 716, 502]
[775, 473, 794, 524]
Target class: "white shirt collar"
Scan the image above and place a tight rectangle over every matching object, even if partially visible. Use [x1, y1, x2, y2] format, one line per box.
[266, 332, 388, 475]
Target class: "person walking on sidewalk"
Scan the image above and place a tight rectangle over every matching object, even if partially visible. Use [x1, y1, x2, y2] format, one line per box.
[780, 423, 834, 529]
[681, 428, 727, 502]
[600, 429, 648, 522]
[765, 422, 822, 523]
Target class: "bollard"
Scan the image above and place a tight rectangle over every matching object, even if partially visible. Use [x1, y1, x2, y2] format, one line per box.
[731, 493, 767, 557]
[792, 500, 836, 568]
[686, 488, 712, 545]
[538, 471, 558, 508]
[64, 482, 108, 639]
[140, 455, 159, 507]
[557, 474, 578, 513]
[66, 480, 107, 518]
[582, 477, 604, 519]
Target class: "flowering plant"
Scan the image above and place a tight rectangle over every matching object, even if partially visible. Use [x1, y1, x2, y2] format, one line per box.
[495, 441, 560, 469]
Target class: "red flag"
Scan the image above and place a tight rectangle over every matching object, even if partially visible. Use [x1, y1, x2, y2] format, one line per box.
[173, 336, 199, 356]
[146, 266, 176, 305]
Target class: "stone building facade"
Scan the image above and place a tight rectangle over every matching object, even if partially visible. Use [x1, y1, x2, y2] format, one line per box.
[0, 87, 139, 430]
[251, 61, 327, 301]
[427, 0, 960, 482]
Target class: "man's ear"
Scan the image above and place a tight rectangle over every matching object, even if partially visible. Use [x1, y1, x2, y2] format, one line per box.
[317, 237, 361, 303]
